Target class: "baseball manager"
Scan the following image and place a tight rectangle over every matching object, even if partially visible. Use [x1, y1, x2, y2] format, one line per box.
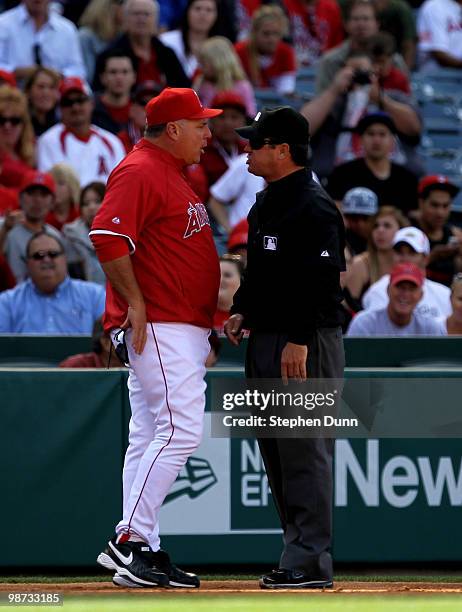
[90, 88, 222, 589]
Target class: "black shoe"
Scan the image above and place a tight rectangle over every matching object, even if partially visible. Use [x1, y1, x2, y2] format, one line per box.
[149, 549, 200, 588]
[97, 537, 169, 588]
[260, 568, 333, 589]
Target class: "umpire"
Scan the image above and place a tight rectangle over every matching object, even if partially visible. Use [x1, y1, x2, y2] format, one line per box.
[224, 107, 345, 589]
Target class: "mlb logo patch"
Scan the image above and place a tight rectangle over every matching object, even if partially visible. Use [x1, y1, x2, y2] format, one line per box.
[264, 236, 277, 251]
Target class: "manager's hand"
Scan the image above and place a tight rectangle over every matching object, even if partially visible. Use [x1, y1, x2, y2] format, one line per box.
[224, 314, 244, 346]
[281, 342, 308, 385]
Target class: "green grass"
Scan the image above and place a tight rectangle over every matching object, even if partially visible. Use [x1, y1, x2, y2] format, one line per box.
[4, 596, 462, 612]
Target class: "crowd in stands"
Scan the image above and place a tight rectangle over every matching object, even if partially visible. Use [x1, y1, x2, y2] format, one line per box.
[0, 0, 462, 356]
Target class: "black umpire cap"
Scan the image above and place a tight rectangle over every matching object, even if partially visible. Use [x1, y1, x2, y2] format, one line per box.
[236, 107, 310, 147]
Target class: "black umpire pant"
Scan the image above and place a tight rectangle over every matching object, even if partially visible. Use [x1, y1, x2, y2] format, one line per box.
[246, 327, 345, 578]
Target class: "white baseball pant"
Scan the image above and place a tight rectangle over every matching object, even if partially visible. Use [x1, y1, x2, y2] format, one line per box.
[113, 322, 210, 551]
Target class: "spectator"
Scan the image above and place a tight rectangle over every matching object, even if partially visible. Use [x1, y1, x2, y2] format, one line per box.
[47, 163, 81, 230]
[59, 319, 123, 367]
[117, 80, 160, 152]
[283, 0, 344, 66]
[234, 5, 296, 95]
[0, 85, 35, 191]
[193, 36, 257, 116]
[0, 69, 17, 87]
[0, 231, 105, 334]
[214, 253, 244, 332]
[374, 0, 417, 70]
[79, 0, 125, 83]
[159, 0, 219, 79]
[95, 0, 190, 90]
[37, 77, 126, 186]
[345, 205, 407, 310]
[0, 159, 19, 214]
[417, 0, 462, 71]
[341, 187, 379, 258]
[414, 175, 462, 287]
[187, 91, 247, 202]
[227, 217, 248, 265]
[92, 51, 136, 134]
[0, 0, 86, 81]
[158, 0, 237, 40]
[347, 262, 445, 335]
[441, 273, 462, 335]
[362, 226, 452, 319]
[326, 112, 419, 213]
[63, 181, 106, 285]
[369, 32, 411, 94]
[24, 66, 60, 137]
[208, 152, 265, 233]
[1, 170, 63, 282]
[0, 252, 15, 293]
[315, 0, 408, 94]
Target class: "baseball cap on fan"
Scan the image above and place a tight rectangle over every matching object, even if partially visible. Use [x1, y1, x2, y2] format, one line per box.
[236, 107, 310, 146]
[418, 175, 460, 199]
[389, 262, 425, 287]
[342, 187, 378, 216]
[392, 227, 430, 255]
[59, 76, 91, 99]
[20, 170, 56, 195]
[145, 88, 223, 125]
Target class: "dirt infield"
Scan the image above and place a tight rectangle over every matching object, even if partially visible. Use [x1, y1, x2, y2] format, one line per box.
[1, 581, 462, 595]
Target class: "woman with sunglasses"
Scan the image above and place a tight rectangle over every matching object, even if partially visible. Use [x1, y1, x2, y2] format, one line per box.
[0, 85, 36, 192]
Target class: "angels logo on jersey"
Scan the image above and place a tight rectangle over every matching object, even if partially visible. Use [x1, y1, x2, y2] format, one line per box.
[183, 202, 210, 239]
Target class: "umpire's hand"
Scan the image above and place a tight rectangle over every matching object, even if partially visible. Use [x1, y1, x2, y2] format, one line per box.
[281, 343, 308, 385]
[224, 314, 244, 346]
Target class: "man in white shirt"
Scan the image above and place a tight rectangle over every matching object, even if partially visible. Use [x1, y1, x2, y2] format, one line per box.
[37, 77, 126, 186]
[362, 226, 451, 319]
[208, 154, 265, 233]
[348, 262, 446, 336]
[0, 0, 86, 81]
[417, 0, 462, 70]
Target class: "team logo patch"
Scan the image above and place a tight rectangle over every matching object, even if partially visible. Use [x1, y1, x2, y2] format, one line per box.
[112, 217, 121, 224]
[264, 235, 277, 251]
[321, 250, 330, 257]
[184, 202, 210, 239]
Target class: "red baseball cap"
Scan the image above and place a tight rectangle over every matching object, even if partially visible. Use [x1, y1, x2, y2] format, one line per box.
[20, 170, 56, 195]
[59, 77, 91, 99]
[389, 262, 424, 288]
[418, 175, 459, 198]
[228, 218, 248, 251]
[145, 88, 222, 126]
[211, 91, 247, 115]
[0, 69, 17, 88]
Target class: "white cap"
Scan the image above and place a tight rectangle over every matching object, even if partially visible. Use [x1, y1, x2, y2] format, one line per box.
[392, 227, 430, 255]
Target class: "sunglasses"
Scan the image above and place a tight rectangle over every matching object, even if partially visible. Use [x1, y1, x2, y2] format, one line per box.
[0, 116, 23, 126]
[28, 250, 64, 261]
[248, 137, 280, 150]
[60, 96, 89, 108]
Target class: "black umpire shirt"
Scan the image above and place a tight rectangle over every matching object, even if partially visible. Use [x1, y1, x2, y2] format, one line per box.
[232, 167, 346, 345]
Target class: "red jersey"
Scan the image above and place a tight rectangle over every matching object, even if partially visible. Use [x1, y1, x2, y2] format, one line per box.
[90, 139, 220, 331]
[381, 66, 411, 94]
[235, 40, 296, 88]
[283, 0, 344, 65]
[0, 185, 19, 215]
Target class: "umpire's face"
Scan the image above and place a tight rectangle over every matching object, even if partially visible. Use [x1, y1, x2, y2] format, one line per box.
[244, 139, 287, 182]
